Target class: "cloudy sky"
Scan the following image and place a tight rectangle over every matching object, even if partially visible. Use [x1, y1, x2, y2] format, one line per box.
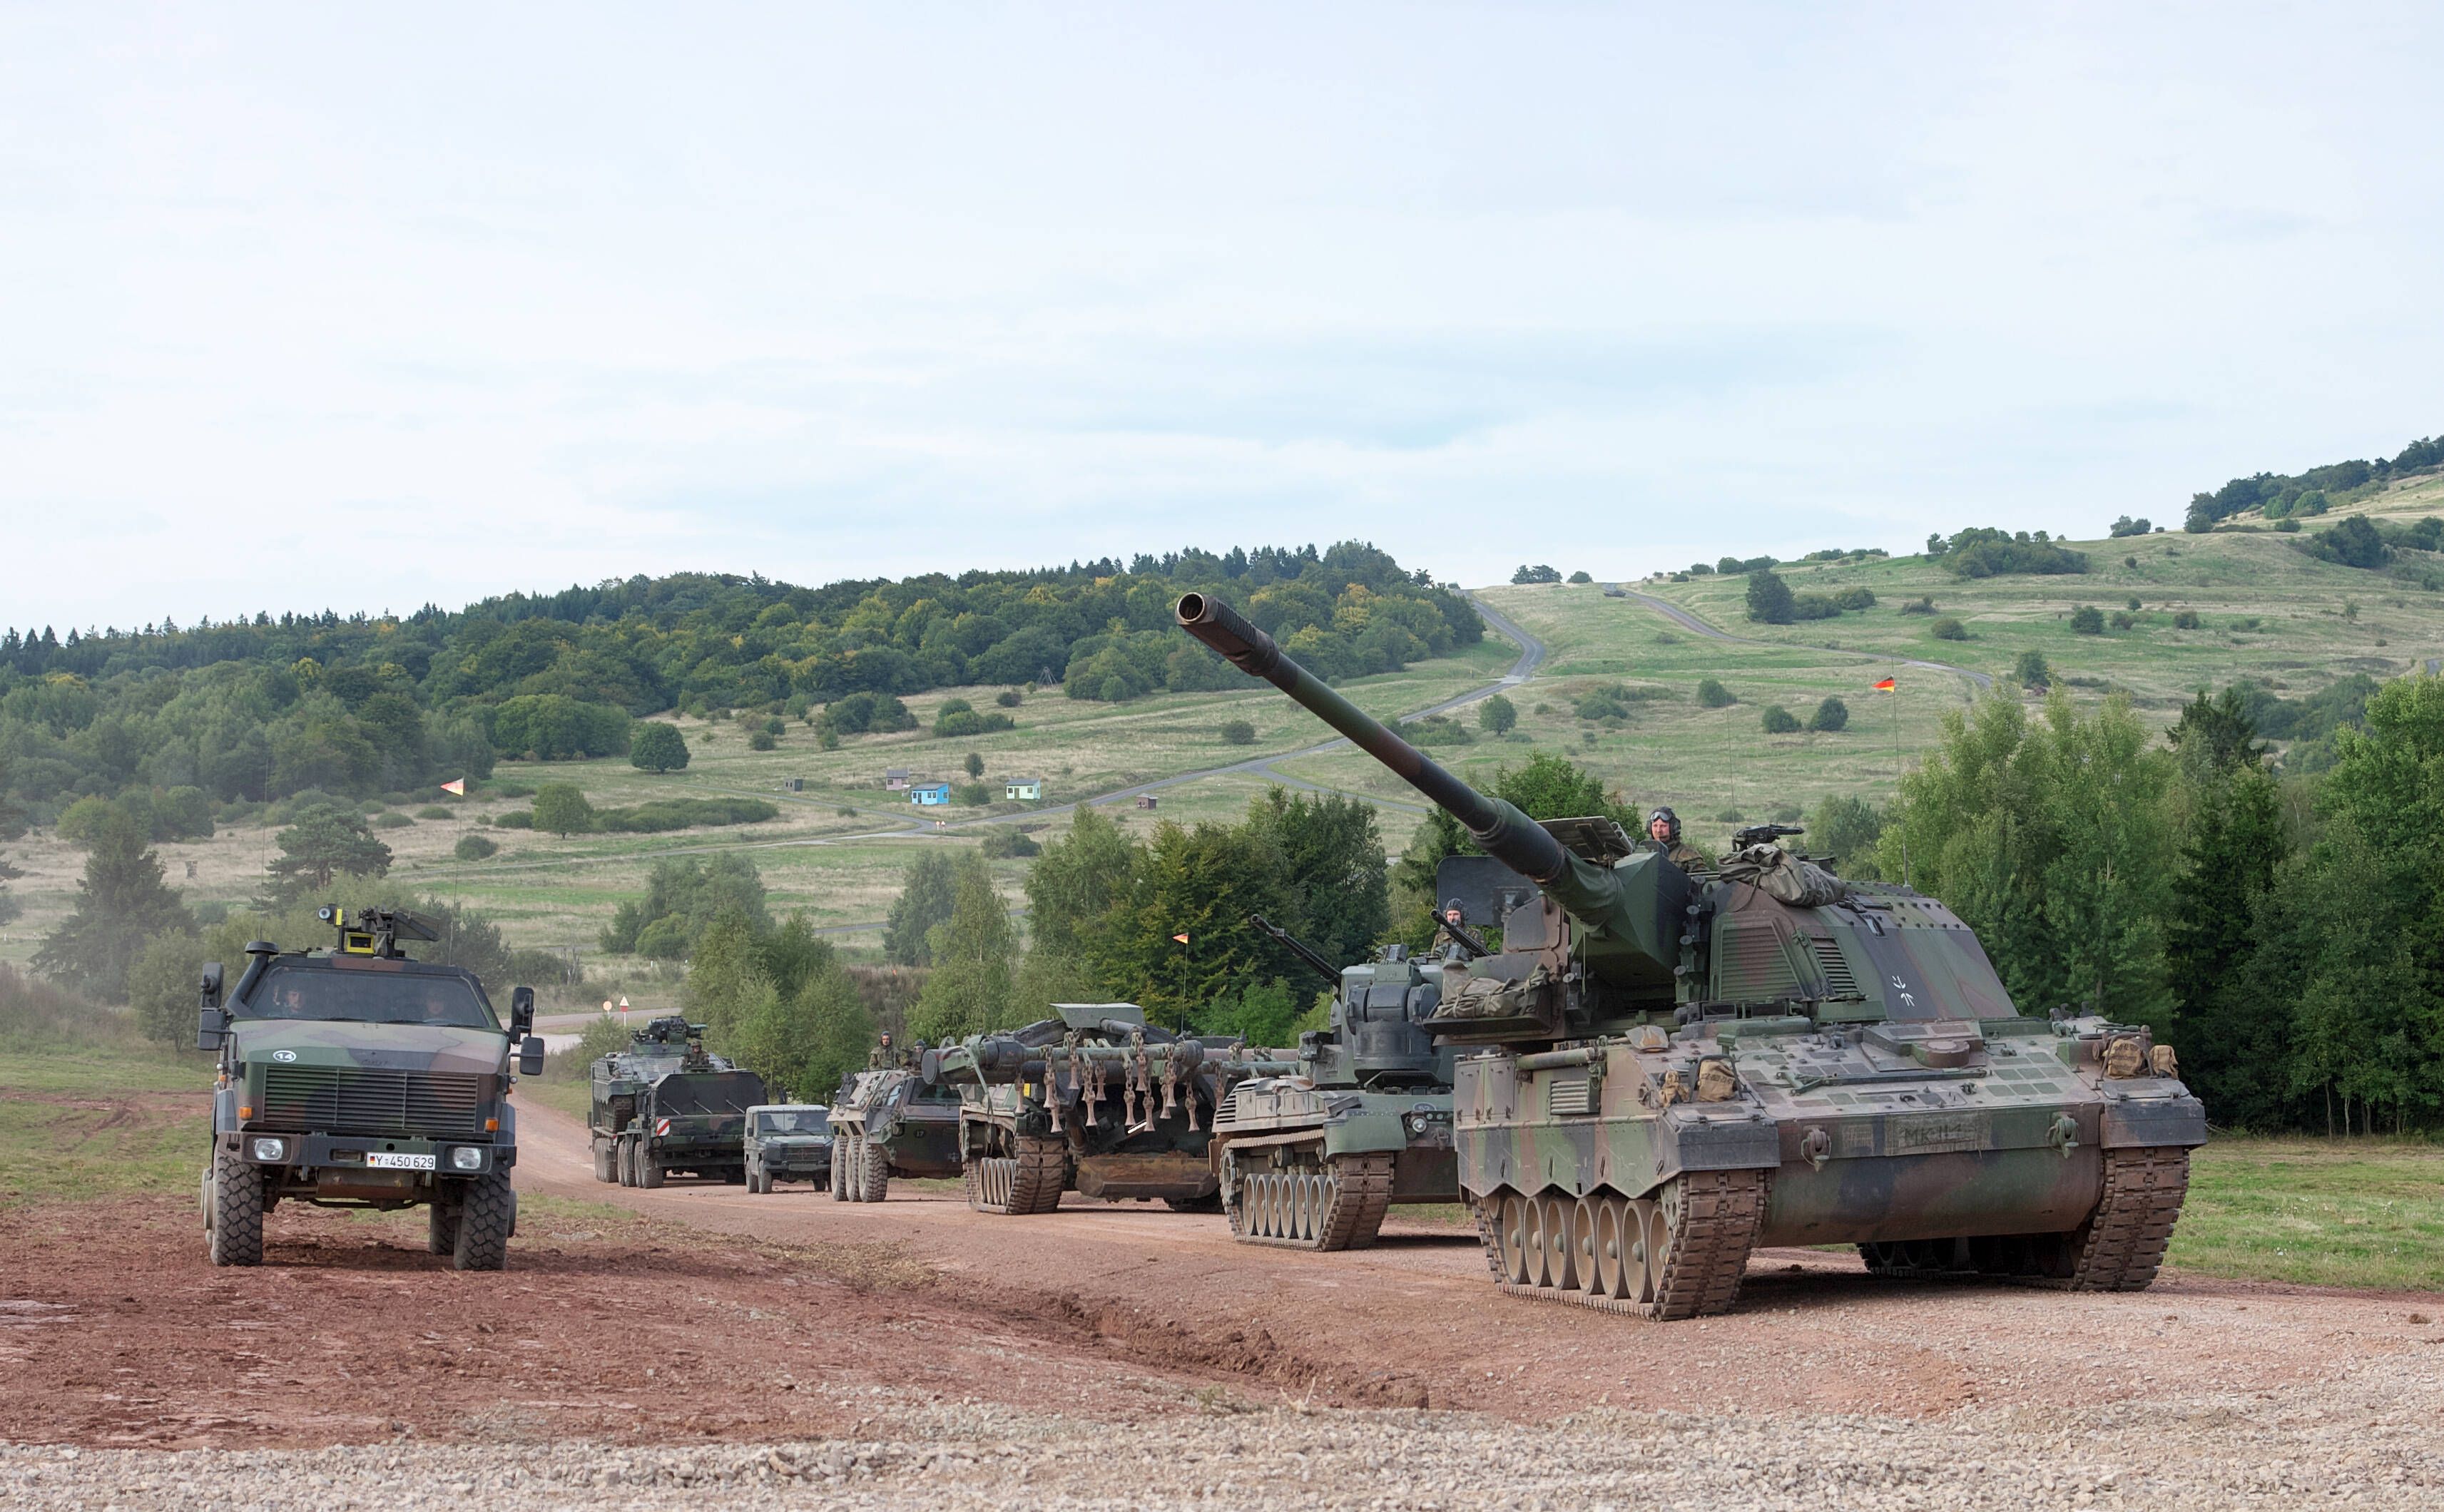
[4, 3, 2440, 631]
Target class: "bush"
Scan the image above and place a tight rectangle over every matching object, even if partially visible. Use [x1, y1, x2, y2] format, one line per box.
[489, 780, 536, 799]
[748, 730, 777, 750]
[1809, 697, 1850, 732]
[2069, 605, 2106, 635]
[1219, 719, 1256, 745]
[1934, 527, 2089, 578]
[979, 828, 1041, 859]
[2172, 610, 2202, 630]
[1696, 678, 1735, 708]
[2125, 596, 2142, 611]
[934, 698, 1015, 738]
[824, 691, 917, 736]
[994, 690, 1024, 708]
[416, 806, 454, 819]
[2109, 516, 2152, 537]
[1898, 596, 1935, 615]
[634, 914, 692, 959]
[531, 782, 596, 837]
[1761, 706, 1803, 735]
[1930, 617, 1968, 640]
[493, 809, 535, 829]
[629, 722, 690, 773]
[1512, 564, 1562, 584]
[373, 812, 414, 828]
[1745, 571, 1796, 624]
[594, 797, 780, 833]
[1566, 571, 1594, 584]
[953, 783, 992, 806]
[454, 833, 499, 861]
[1405, 715, 1475, 747]
[2013, 650, 2052, 689]
[2111, 611, 2137, 630]
[2276, 517, 2301, 533]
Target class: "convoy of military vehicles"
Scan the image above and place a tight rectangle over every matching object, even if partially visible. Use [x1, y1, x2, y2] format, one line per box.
[191, 590, 2206, 1319]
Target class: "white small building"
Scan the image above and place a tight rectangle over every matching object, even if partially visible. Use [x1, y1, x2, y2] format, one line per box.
[1004, 777, 1043, 802]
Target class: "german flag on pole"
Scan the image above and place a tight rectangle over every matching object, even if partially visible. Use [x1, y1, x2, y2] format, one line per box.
[1872, 677, 1896, 693]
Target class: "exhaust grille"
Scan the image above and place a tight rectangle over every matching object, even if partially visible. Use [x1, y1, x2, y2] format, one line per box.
[260, 1066, 486, 1135]
[1808, 936, 1860, 998]
[1547, 1076, 1594, 1117]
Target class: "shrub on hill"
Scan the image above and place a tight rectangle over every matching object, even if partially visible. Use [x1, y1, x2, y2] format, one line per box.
[1696, 678, 1736, 708]
[1761, 705, 1802, 735]
[935, 698, 1016, 738]
[1930, 528, 2089, 578]
[1809, 697, 1850, 732]
[1512, 565, 1562, 584]
[1929, 617, 1968, 640]
[2183, 430, 2443, 530]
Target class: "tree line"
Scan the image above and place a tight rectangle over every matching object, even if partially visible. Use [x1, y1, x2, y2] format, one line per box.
[2183, 428, 2443, 531]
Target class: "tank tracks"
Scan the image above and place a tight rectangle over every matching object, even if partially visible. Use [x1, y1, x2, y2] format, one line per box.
[1858, 1145, 2191, 1291]
[964, 1134, 1065, 1215]
[1228, 1152, 1395, 1251]
[1473, 1168, 1767, 1319]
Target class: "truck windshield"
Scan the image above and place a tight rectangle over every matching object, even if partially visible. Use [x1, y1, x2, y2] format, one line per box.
[757, 1108, 828, 1135]
[240, 964, 497, 1029]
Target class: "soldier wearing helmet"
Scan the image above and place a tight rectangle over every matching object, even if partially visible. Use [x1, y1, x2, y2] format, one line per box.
[1646, 807, 1712, 872]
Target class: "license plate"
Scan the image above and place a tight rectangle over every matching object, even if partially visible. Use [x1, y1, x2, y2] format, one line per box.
[366, 1151, 436, 1170]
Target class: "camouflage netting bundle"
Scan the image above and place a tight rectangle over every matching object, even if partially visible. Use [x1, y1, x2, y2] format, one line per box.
[1718, 845, 1847, 907]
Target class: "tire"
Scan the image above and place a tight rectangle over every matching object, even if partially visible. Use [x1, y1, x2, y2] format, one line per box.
[639, 1150, 665, 1189]
[619, 1138, 637, 1187]
[452, 1169, 516, 1272]
[831, 1141, 851, 1200]
[208, 1143, 265, 1267]
[592, 1139, 615, 1183]
[856, 1138, 890, 1202]
[427, 1185, 465, 1255]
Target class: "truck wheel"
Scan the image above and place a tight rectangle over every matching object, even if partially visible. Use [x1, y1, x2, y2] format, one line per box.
[639, 1151, 665, 1190]
[593, 1139, 615, 1183]
[427, 1184, 465, 1255]
[857, 1138, 890, 1202]
[617, 1138, 636, 1187]
[208, 1143, 265, 1267]
[452, 1169, 516, 1272]
[830, 1145, 850, 1200]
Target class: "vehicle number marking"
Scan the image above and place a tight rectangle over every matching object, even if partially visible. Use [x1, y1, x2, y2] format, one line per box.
[366, 1151, 437, 1170]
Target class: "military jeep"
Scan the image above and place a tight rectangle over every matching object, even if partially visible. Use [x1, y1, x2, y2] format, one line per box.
[195, 906, 543, 1271]
[744, 1103, 833, 1193]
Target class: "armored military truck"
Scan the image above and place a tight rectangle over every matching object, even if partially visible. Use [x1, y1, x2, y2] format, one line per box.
[588, 1017, 766, 1188]
[828, 1066, 962, 1202]
[1208, 916, 1460, 1250]
[194, 906, 544, 1271]
[744, 1103, 833, 1192]
[923, 1005, 1297, 1215]
[1178, 591, 2205, 1318]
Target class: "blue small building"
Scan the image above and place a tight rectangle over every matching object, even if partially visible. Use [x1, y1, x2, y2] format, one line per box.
[910, 782, 952, 806]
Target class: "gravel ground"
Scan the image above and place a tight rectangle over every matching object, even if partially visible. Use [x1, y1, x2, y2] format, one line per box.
[12, 1350, 2439, 1511]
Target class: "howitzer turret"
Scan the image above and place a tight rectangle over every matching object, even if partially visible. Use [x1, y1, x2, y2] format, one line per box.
[1177, 591, 2207, 1319]
[1177, 591, 1684, 1041]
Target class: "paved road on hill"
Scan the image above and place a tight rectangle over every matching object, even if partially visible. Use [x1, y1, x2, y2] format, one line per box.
[1609, 583, 1995, 692]
[440, 592, 1547, 926]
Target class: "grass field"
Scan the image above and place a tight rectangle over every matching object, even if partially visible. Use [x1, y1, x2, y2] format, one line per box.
[6, 1043, 2436, 1293]
[4, 484, 2438, 971]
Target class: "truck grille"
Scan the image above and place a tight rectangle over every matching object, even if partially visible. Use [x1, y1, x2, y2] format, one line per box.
[260, 1066, 487, 1135]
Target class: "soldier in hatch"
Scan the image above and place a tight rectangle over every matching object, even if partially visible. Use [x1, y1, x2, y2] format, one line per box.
[867, 1031, 905, 1071]
[1646, 807, 1713, 872]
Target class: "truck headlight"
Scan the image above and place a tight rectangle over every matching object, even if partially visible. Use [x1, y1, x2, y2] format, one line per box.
[250, 1138, 287, 1162]
[449, 1147, 485, 1171]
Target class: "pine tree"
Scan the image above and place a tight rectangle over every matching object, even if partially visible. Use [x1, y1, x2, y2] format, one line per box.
[34, 809, 193, 1001]
[264, 801, 392, 901]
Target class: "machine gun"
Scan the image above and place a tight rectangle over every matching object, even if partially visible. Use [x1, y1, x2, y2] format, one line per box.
[1247, 913, 1340, 986]
[1730, 822, 1805, 851]
[1176, 592, 1689, 1043]
[318, 905, 439, 960]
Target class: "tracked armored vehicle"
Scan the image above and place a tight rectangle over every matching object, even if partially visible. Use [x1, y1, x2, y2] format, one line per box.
[828, 1056, 964, 1203]
[194, 907, 544, 1270]
[1207, 916, 1460, 1250]
[588, 1017, 765, 1189]
[1178, 591, 2205, 1319]
[922, 1005, 1297, 1215]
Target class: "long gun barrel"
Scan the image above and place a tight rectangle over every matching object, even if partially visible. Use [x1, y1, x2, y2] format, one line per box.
[1248, 913, 1341, 986]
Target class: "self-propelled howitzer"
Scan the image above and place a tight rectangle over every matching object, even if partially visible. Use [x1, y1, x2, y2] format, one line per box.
[1176, 591, 2206, 1319]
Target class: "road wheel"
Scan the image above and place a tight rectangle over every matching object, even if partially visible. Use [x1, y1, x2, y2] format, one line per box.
[452, 1169, 515, 1272]
[208, 1143, 264, 1267]
[427, 1185, 465, 1255]
[639, 1151, 665, 1190]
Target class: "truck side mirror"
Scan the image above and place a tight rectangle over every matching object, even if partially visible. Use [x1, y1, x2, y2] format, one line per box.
[510, 986, 535, 1038]
[516, 1036, 546, 1077]
[196, 964, 228, 1051]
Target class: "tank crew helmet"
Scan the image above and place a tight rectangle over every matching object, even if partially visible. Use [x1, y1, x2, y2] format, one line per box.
[1441, 899, 1468, 925]
[1647, 807, 1681, 845]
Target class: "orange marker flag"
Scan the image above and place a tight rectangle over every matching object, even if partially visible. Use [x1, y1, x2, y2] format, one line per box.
[1872, 678, 1896, 693]
[442, 778, 467, 795]
[1173, 932, 1190, 944]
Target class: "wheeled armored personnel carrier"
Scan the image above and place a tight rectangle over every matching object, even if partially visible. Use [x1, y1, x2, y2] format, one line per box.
[194, 906, 544, 1270]
[588, 1017, 766, 1188]
[1207, 915, 1460, 1250]
[828, 1065, 963, 1202]
[922, 1004, 1297, 1215]
[744, 1103, 833, 1192]
[1177, 591, 2205, 1318]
